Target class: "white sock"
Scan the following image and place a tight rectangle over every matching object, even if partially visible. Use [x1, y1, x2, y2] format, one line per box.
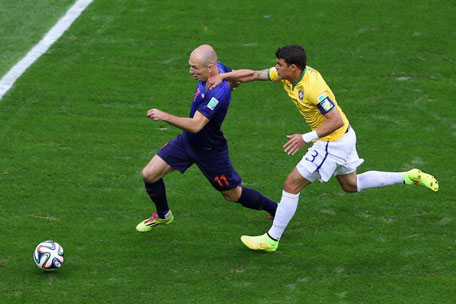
[357, 171, 404, 192]
[268, 190, 300, 240]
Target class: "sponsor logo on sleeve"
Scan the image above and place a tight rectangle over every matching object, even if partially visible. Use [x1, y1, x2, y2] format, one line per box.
[318, 92, 328, 102]
[207, 97, 219, 110]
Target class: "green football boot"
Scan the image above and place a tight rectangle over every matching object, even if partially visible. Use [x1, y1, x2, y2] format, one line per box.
[136, 211, 174, 232]
[403, 169, 439, 192]
[240, 233, 279, 252]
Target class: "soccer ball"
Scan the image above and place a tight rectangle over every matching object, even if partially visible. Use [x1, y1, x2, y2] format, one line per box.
[33, 240, 64, 271]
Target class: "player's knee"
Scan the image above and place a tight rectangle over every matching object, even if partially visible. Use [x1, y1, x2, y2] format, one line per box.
[141, 167, 159, 183]
[222, 193, 235, 202]
[221, 187, 242, 202]
[283, 179, 300, 194]
[223, 192, 241, 202]
[341, 183, 357, 193]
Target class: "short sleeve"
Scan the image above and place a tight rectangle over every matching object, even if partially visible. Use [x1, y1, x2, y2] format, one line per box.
[268, 67, 280, 83]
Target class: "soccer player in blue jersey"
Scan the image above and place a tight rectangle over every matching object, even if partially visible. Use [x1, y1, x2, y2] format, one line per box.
[207, 44, 439, 252]
[136, 45, 277, 232]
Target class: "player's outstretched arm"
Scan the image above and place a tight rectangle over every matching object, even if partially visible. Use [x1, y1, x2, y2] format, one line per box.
[206, 69, 269, 90]
[147, 109, 209, 133]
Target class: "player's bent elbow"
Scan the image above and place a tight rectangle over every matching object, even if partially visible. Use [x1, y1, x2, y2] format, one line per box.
[188, 125, 204, 133]
[188, 119, 208, 133]
[188, 114, 209, 133]
[334, 117, 344, 130]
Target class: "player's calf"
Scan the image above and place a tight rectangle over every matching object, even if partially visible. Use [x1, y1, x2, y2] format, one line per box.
[235, 187, 277, 217]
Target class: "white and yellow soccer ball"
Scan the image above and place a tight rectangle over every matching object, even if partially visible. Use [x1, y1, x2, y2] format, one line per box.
[33, 240, 64, 271]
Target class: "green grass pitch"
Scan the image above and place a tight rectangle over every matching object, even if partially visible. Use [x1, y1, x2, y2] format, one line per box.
[1, 0, 455, 303]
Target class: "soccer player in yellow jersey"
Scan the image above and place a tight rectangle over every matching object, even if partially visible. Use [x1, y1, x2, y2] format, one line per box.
[207, 44, 439, 252]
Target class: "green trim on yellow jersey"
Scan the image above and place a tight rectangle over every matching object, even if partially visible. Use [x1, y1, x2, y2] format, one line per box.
[292, 68, 306, 89]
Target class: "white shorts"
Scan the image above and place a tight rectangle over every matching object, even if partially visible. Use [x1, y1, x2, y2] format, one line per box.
[296, 126, 364, 183]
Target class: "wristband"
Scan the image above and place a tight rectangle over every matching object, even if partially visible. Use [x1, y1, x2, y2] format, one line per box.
[302, 130, 319, 143]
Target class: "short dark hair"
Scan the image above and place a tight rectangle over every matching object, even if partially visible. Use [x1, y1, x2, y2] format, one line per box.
[275, 44, 306, 70]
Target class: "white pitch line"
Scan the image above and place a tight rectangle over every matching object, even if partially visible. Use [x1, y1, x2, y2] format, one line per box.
[0, 0, 94, 101]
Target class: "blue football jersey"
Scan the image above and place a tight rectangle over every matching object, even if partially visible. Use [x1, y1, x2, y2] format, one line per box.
[185, 62, 232, 151]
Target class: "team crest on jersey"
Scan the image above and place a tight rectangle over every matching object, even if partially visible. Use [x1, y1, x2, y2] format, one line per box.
[193, 88, 201, 102]
[299, 90, 304, 100]
[193, 88, 206, 102]
[207, 97, 219, 110]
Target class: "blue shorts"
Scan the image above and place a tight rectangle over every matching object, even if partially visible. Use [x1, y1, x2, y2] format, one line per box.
[157, 133, 242, 191]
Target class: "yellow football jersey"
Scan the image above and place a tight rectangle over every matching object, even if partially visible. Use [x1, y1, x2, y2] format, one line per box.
[268, 66, 349, 142]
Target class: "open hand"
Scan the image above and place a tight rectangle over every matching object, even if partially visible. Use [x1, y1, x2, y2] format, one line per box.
[206, 74, 224, 90]
[283, 134, 306, 155]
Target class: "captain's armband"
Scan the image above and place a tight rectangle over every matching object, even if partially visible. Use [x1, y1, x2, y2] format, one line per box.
[317, 92, 335, 114]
